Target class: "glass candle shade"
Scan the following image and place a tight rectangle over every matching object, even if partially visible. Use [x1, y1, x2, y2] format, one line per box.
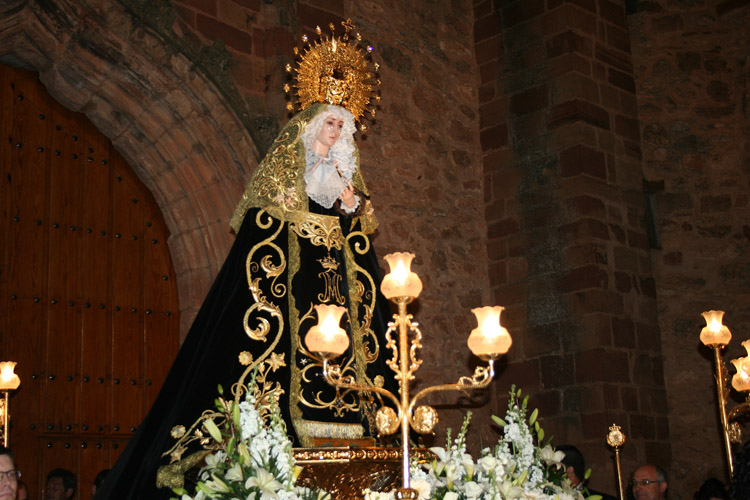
[304, 304, 349, 356]
[381, 252, 423, 300]
[0, 362, 20, 391]
[700, 310, 732, 346]
[731, 340, 750, 392]
[467, 306, 512, 357]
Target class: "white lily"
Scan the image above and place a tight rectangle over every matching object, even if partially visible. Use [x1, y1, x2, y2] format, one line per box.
[523, 490, 548, 500]
[203, 451, 226, 471]
[245, 468, 282, 499]
[429, 446, 451, 476]
[497, 479, 524, 499]
[224, 463, 244, 482]
[540, 445, 565, 469]
[461, 452, 476, 479]
[445, 463, 459, 489]
[478, 455, 497, 472]
[203, 474, 232, 494]
[463, 480, 484, 498]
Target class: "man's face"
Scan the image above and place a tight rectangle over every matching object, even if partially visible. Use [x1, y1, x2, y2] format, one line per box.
[0, 455, 17, 500]
[46, 477, 71, 500]
[631, 465, 667, 500]
[565, 465, 580, 487]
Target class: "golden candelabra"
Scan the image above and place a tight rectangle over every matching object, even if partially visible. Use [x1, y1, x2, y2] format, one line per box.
[699, 310, 750, 477]
[0, 362, 21, 447]
[305, 252, 512, 499]
[606, 423, 627, 500]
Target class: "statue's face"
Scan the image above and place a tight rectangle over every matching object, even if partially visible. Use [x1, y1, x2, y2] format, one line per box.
[315, 115, 345, 150]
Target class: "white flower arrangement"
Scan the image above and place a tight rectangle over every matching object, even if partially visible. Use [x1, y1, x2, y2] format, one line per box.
[364, 387, 596, 500]
[170, 368, 330, 500]
[168, 365, 599, 500]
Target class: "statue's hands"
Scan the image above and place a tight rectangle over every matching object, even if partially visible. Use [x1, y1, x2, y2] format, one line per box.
[340, 181, 357, 209]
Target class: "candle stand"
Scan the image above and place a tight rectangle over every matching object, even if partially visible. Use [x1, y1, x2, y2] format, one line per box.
[699, 310, 750, 477]
[305, 252, 512, 499]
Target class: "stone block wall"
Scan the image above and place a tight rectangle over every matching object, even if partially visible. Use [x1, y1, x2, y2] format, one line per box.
[629, 0, 750, 494]
[474, 0, 668, 495]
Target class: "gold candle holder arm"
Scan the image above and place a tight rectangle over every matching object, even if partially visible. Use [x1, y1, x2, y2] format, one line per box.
[321, 359, 402, 410]
[406, 361, 495, 429]
[408, 362, 495, 411]
[727, 396, 750, 422]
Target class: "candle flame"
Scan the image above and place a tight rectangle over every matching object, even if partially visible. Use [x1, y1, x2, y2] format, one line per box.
[0, 362, 20, 390]
[320, 312, 342, 338]
[731, 340, 750, 392]
[392, 260, 408, 284]
[700, 310, 731, 346]
[468, 306, 511, 357]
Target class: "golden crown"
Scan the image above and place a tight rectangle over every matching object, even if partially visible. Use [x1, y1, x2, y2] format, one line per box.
[284, 19, 381, 127]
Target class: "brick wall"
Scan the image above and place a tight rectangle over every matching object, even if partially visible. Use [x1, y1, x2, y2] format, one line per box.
[474, 0, 668, 494]
[629, 0, 750, 494]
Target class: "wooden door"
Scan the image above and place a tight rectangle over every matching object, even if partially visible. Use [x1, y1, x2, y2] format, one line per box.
[0, 63, 179, 500]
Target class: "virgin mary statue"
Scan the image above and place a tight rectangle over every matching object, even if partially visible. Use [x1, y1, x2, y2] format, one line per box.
[95, 23, 397, 500]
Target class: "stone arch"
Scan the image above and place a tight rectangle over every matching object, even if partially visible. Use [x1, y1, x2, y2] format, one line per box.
[0, 0, 261, 333]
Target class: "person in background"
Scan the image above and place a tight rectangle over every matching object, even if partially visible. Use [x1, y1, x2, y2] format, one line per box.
[692, 477, 728, 500]
[45, 468, 75, 500]
[15, 480, 28, 500]
[91, 469, 109, 497]
[630, 464, 668, 500]
[557, 444, 617, 500]
[0, 446, 19, 500]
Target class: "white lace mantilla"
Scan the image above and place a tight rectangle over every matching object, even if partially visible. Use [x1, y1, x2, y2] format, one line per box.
[304, 149, 358, 211]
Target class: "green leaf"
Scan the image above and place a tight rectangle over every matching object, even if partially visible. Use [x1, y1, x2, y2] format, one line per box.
[529, 408, 538, 426]
[233, 401, 240, 428]
[584, 468, 592, 480]
[218, 384, 224, 395]
[491, 415, 506, 427]
[227, 435, 237, 456]
[203, 418, 223, 442]
[517, 387, 522, 398]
